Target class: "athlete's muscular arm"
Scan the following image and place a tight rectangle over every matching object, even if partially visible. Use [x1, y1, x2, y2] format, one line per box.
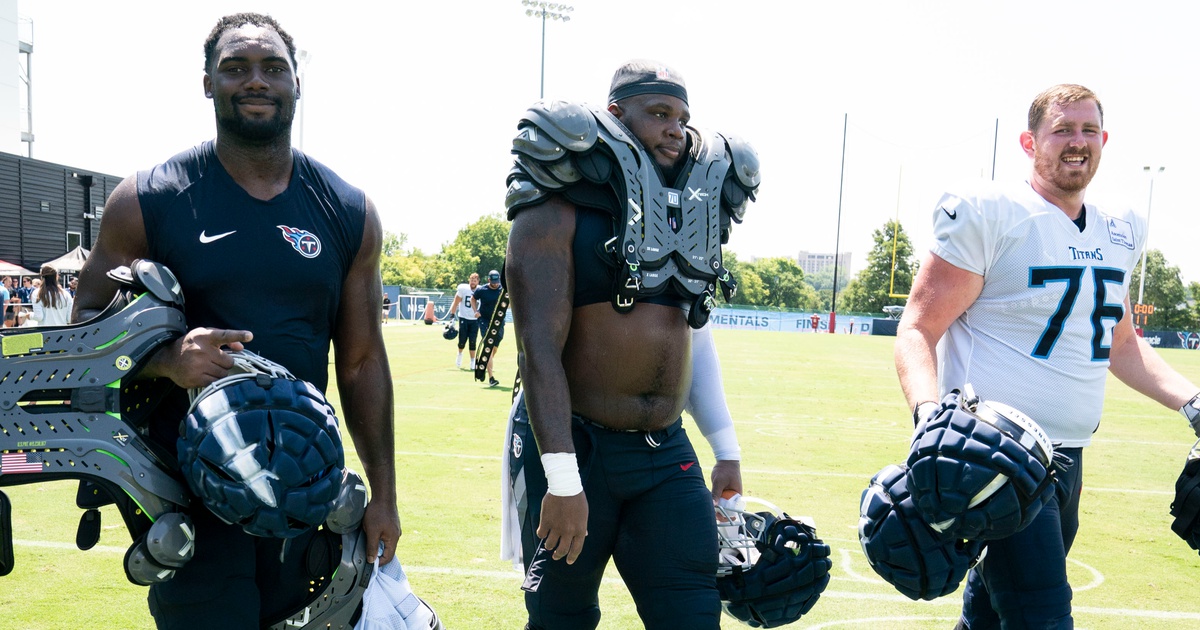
[894, 252, 984, 408]
[1108, 295, 1198, 410]
[333, 196, 401, 566]
[72, 177, 251, 389]
[508, 196, 587, 564]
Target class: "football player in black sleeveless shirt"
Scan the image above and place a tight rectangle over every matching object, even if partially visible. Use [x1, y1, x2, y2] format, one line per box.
[73, 13, 400, 629]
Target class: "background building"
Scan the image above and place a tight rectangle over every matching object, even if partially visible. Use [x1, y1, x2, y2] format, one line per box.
[0, 1, 120, 270]
[797, 250, 852, 277]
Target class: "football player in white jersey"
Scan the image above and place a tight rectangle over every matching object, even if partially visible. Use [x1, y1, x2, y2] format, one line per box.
[448, 272, 480, 369]
[895, 84, 1200, 628]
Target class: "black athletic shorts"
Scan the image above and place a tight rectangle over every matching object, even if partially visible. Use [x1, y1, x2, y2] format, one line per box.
[457, 317, 480, 350]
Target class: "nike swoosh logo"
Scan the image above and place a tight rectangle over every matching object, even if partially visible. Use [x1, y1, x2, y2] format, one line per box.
[680, 461, 695, 471]
[941, 206, 957, 220]
[199, 230, 237, 244]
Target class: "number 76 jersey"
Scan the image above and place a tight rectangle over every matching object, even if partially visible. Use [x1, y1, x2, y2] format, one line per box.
[931, 180, 1146, 448]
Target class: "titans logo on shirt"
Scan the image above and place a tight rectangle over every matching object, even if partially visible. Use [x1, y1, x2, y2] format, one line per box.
[277, 225, 323, 258]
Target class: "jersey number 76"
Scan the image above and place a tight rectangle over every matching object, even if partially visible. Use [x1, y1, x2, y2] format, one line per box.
[1029, 266, 1125, 361]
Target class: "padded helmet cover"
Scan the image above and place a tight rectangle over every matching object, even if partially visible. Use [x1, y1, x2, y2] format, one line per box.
[716, 496, 831, 627]
[905, 387, 1067, 541]
[1171, 438, 1200, 552]
[178, 351, 345, 538]
[858, 464, 984, 601]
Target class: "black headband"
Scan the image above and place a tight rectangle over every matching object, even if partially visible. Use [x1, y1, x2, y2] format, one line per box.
[608, 60, 688, 106]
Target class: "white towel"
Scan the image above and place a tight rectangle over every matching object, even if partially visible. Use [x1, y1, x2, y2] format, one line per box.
[499, 390, 525, 571]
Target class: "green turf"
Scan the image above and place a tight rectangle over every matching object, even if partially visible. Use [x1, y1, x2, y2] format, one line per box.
[3, 324, 1200, 629]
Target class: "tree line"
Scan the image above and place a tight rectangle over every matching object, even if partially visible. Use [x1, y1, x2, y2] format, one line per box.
[382, 214, 1200, 331]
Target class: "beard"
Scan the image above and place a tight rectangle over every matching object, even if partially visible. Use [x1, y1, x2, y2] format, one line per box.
[215, 95, 294, 143]
[1034, 149, 1099, 193]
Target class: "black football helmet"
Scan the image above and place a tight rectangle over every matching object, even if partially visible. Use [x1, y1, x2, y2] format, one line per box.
[715, 495, 831, 627]
[1170, 438, 1200, 552]
[906, 386, 1071, 541]
[859, 464, 985, 601]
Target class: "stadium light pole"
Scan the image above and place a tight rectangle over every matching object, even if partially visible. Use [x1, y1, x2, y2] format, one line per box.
[829, 113, 847, 333]
[1137, 165, 1165, 306]
[522, 1, 573, 99]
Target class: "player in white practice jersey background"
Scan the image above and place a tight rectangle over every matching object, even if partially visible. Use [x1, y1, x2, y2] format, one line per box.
[895, 84, 1200, 629]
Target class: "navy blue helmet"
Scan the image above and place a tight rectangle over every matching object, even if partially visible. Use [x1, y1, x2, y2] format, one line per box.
[178, 351, 345, 538]
[859, 464, 985, 601]
[1171, 438, 1200, 552]
[716, 496, 831, 627]
[905, 387, 1070, 541]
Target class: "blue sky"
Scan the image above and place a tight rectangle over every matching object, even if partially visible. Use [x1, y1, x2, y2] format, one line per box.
[18, 0, 1200, 282]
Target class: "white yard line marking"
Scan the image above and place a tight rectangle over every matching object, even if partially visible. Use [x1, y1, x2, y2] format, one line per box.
[388, 450, 1180, 495]
[11, 541, 1196, 620]
[806, 616, 960, 629]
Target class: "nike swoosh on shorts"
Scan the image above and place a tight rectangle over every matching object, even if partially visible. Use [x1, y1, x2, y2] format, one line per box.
[199, 230, 237, 243]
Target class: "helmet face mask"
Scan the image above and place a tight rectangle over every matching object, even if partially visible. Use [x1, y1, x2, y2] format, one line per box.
[716, 500, 770, 577]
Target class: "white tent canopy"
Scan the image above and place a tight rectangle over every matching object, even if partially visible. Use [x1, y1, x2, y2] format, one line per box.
[40, 246, 90, 274]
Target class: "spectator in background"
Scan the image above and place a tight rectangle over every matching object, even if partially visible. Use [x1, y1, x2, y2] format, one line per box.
[1, 276, 13, 327]
[68, 277, 78, 297]
[28, 265, 73, 327]
[16, 277, 33, 309]
[382, 293, 391, 325]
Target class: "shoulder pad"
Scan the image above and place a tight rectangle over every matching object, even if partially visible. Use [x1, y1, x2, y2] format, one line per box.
[718, 133, 760, 227]
[506, 101, 601, 218]
[722, 134, 761, 190]
[520, 100, 600, 153]
[505, 165, 549, 219]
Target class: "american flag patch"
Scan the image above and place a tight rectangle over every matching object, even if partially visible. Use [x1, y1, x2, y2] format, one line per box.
[1, 452, 43, 474]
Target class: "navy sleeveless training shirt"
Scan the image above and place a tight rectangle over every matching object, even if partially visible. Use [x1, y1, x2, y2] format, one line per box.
[138, 140, 367, 389]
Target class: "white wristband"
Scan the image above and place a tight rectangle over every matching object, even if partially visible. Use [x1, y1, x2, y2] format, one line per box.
[541, 452, 583, 497]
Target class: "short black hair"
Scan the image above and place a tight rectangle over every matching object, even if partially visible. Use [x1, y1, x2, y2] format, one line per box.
[203, 12, 296, 72]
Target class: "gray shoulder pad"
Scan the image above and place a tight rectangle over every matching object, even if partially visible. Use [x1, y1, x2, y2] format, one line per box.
[722, 133, 761, 190]
[520, 100, 600, 153]
[505, 165, 549, 219]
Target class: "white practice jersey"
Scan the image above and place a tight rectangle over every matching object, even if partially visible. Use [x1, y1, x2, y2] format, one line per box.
[455, 284, 477, 320]
[932, 180, 1145, 447]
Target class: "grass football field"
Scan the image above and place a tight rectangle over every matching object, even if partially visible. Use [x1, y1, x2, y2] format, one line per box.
[3, 323, 1200, 629]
